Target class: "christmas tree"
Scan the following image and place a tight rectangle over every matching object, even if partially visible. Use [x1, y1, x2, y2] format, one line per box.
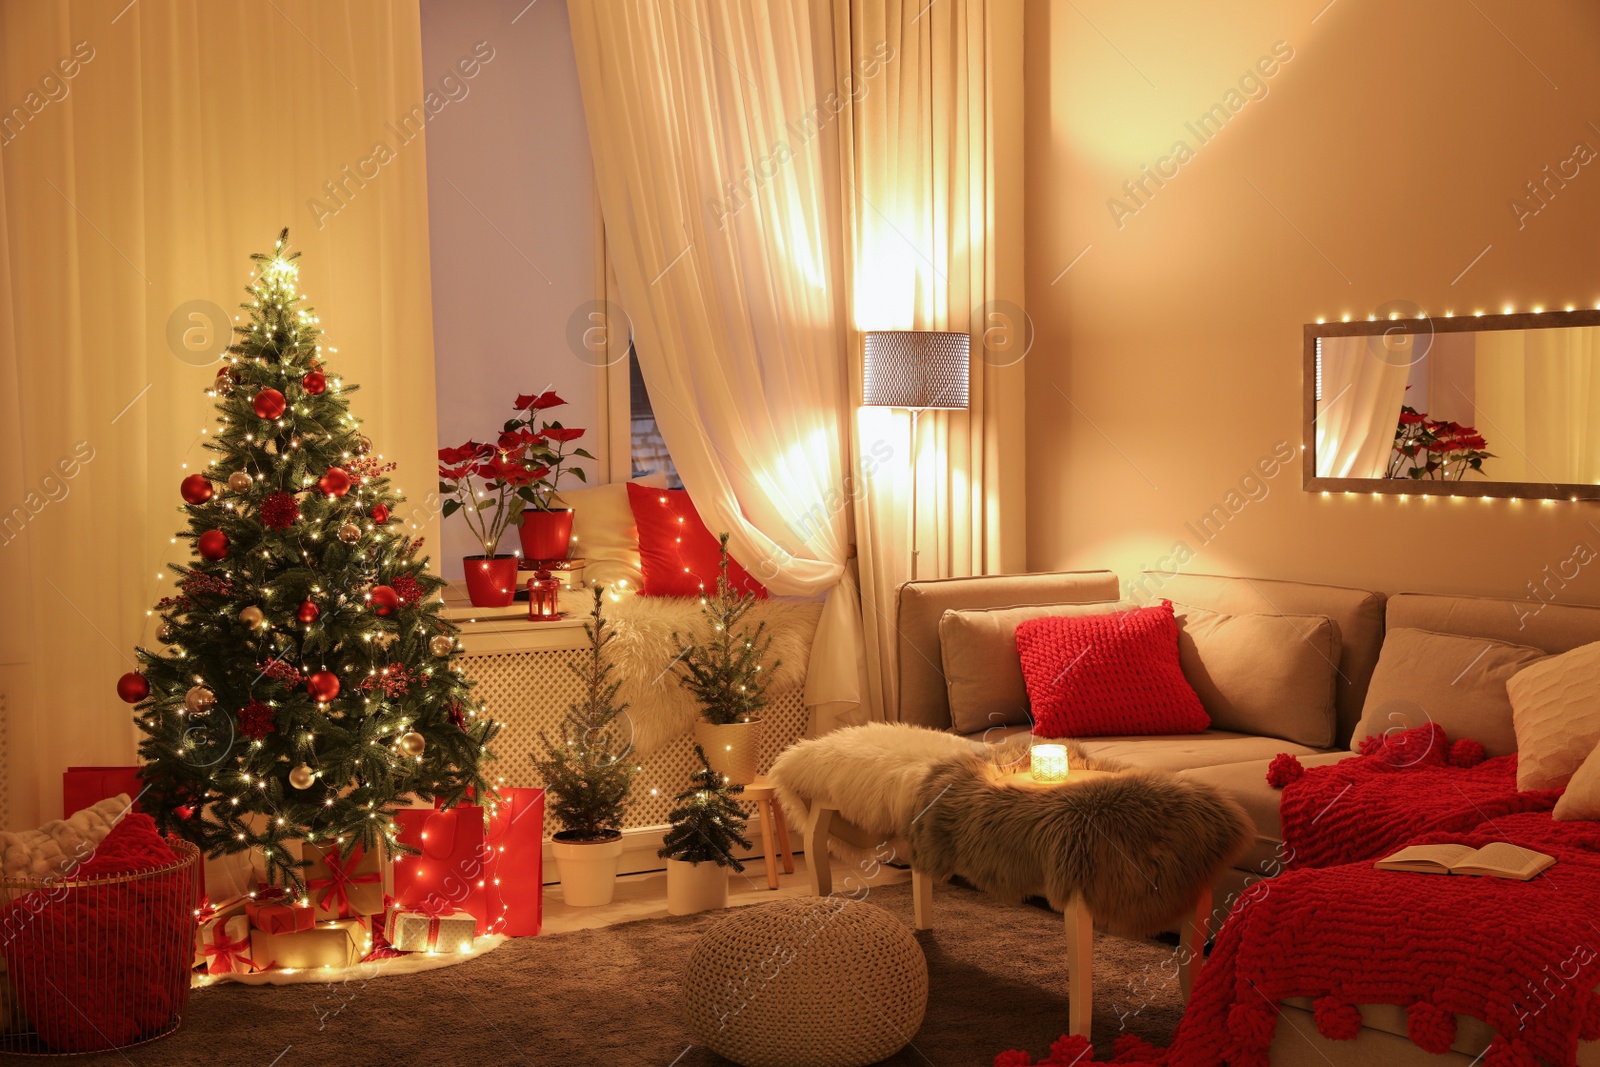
[674, 534, 779, 724]
[531, 586, 637, 840]
[657, 745, 751, 869]
[117, 229, 498, 890]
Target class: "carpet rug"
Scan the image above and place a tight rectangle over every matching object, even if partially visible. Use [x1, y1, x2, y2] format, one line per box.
[55, 881, 1186, 1065]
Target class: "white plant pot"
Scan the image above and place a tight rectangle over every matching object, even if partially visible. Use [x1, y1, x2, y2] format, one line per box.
[551, 832, 624, 907]
[694, 718, 763, 785]
[667, 858, 730, 916]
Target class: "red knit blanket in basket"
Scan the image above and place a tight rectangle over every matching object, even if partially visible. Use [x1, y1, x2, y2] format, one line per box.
[996, 726, 1600, 1067]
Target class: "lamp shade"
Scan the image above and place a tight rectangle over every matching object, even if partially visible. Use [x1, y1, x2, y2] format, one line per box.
[862, 330, 970, 410]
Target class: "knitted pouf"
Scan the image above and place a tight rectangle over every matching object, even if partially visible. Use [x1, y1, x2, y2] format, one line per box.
[682, 897, 928, 1067]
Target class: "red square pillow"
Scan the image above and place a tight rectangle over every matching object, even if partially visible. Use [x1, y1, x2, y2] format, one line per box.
[625, 483, 768, 598]
[1016, 600, 1209, 737]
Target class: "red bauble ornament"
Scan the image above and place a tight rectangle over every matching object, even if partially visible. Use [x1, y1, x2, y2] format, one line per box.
[180, 473, 215, 505]
[197, 529, 230, 561]
[296, 600, 320, 624]
[369, 585, 400, 616]
[370, 504, 389, 525]
[116, 671, 150, 703]
[302, 369, 327, 395]
[306, 670, 340, 703]
[318, 466, 352, 498]
[252, 387, 287, 420]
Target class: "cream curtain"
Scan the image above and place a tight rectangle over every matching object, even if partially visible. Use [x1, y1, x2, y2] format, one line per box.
[566, 0, 866, 725]
[1315, 335, 1411, 478]
[834, 0, 1027, 720]
[0, 0, 440, 828]
[1475, 327, 1600, 483]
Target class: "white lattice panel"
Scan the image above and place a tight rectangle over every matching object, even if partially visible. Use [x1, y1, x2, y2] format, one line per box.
[459, 646, 808, 833]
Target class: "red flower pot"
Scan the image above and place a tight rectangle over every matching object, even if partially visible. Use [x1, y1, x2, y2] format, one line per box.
[462, 555, 519, 607]
[517, 509, 574, 562]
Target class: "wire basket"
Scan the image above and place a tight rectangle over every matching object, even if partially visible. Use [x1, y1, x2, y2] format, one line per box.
[0, 836, 200, 1055]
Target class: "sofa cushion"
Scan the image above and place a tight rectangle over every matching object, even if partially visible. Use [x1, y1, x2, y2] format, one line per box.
[1066, 731, 1328, 775]
[1349, 628, 1544, 757]
[1179, 753, 1354, 875]
[1554, 738, 1600, 821]
[1017, 602, 1210, 738]
[1173, 604, 1341, 748]
[939, 600, 1139, 735]
[626, 484, 767, 598]
[1510, 641, 1600, 791]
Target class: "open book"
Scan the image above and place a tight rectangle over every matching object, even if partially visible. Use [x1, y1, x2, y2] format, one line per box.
[1375, 842, 1556, 881]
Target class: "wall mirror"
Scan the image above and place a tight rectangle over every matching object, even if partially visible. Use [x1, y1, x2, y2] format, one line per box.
[1304, 308, 1600, 499]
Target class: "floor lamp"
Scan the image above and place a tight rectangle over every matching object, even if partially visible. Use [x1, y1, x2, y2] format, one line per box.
[861, 330, 971, 580]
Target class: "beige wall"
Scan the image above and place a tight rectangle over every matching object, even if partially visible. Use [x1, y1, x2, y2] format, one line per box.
[1024, 0, 1600, 607]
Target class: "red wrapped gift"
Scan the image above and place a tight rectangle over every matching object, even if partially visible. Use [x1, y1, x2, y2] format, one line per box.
[485, 787, 544, 937]
[62, 766, 143, 818]
[392, 805, 491, 933]
[198, 914, 259, 975]
[246, 889, 316, 935]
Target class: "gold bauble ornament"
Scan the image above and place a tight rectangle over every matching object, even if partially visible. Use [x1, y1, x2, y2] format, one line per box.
[288, 764, 315, 790]
[429, 635, 454, 657]
[398, 731, 426, 758]
[184, 685, 216, 714]
[338, 523, 361, 544]
[228, 471, 253, 492]
[239, 605, 265, 628]
[156, 621, 175, 643]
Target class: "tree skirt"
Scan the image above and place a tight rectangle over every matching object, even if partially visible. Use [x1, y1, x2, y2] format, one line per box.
[195, 934, 507, 987]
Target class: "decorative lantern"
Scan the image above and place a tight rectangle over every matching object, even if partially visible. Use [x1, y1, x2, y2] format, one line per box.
[527, 570, 561, 621]
[1030, 743, 1070, 783]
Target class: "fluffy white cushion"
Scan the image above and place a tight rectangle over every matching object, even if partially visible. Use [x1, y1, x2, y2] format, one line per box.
[1509, 640, 1600, 791]
[0, 794, 129, 880]
[553, 472, 668, 591]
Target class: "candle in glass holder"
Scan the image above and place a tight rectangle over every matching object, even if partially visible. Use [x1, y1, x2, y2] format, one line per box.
[527, 570, 561, 620]
[1030, 743, 1069, 783]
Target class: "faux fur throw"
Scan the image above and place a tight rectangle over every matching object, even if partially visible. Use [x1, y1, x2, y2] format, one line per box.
[601, 594, 822, 755]
[0, 794, 130, 880]
[907, 756, 1252, 936]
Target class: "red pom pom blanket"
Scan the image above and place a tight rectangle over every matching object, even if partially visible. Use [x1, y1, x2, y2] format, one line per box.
[997, 725, 1600, 1067]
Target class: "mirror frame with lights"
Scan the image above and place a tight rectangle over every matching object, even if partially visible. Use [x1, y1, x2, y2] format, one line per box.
[1303, 308, 1600, 501]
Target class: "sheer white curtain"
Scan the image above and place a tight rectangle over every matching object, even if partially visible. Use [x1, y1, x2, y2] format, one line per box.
[0, 0, 440, 828]
[1315, 335, 1411, 478]
[566, 0, 866, 724]
[1476, 326, 1600, 483]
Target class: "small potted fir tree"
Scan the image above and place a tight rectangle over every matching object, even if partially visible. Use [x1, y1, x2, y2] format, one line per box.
[675, 534, 779, 785]
[532, 587, 638, 906]
[658, 745, 752, 915]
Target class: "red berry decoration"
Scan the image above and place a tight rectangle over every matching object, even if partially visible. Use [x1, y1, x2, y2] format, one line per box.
[116, 671, 150, 703]
[369, 585, 400, 616]
[258, 491, 300, 530]
[306, 670, 340, 703]
[370, 504, 389, 525]
[252, 387, 287, 420]
[296, 600, 320, 624]
[302, 369, 327, 395]
[197, 529, 230, 561]
[318, 466, 352, 498]
[180, 473, 215, 505]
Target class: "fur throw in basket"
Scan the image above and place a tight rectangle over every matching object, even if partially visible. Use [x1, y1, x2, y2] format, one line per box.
[906, 754, 1253, 935]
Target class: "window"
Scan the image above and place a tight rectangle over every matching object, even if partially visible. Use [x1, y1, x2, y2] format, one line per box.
[629, 343, 682, 487]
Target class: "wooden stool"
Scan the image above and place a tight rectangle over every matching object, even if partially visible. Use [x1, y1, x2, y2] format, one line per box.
[741, 777, 796, 889]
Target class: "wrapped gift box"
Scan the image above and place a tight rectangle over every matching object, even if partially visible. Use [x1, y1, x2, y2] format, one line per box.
[247, 893, 315, 936]
[194, 895, 249, 967]
[198, 914, 258, 975]
[383, 905, 476, 954]
[305, 842, 384, 922]
[250, 918, 370, 971]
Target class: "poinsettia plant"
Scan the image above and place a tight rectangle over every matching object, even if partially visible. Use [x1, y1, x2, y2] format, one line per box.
[437, 440, 544, 557]
[1387, 405, 1495, 480]
[503, 389, 593, 513]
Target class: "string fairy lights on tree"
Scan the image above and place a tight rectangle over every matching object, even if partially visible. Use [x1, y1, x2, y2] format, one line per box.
[115, 229, 498, 890]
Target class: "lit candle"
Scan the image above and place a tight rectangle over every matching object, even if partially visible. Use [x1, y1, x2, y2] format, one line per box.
[1031, 743, 1069, 783]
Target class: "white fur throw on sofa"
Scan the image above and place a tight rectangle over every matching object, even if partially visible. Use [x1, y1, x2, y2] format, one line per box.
[603, 594, 823, 755]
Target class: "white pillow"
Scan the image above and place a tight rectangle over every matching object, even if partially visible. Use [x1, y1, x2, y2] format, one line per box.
[553, 473, 669, 592]
[1509, 640, 1600, 791]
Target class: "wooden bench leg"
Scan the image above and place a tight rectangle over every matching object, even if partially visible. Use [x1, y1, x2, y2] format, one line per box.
[1179, 884, 1212, 1002]
[912, 868, 934, 930]
[803, 805, 834, 897]
[757, 797, 780, 890]
[772, 801, 795, 874]
[1064, 896, 1094, 1040]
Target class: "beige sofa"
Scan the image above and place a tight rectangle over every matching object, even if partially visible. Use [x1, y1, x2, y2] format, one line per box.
[897, 568, 1600, 1066]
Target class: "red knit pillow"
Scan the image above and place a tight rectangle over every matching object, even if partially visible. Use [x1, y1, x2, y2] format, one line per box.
[1016, 600, 1210, 737]
[625, 483, 768, 599]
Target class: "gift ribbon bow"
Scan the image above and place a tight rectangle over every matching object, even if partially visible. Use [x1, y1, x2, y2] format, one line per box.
[202, 924, 255, 974]
[308, 850, 381, 917]
[195, 895, 217, 923]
